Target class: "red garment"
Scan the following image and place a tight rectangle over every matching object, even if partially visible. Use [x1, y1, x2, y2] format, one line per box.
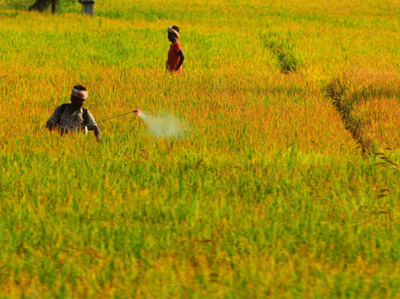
[166, 41, 183, 74]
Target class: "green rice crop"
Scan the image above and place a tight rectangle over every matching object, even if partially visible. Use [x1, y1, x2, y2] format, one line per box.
[1, 0, 400, 297]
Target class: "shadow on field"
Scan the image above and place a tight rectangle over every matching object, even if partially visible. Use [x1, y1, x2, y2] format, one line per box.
[263, 32, 300, 74]
[327, 67, 400, 158]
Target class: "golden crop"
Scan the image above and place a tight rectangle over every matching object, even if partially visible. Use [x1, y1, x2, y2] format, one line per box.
[1, 0, 400, 297]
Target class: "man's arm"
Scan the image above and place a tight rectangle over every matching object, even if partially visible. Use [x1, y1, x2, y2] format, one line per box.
[46, 105, 63, 132]
[175, 50, 185, 71]
[93, 125, 101, 142]
[84, 110, 101, 142]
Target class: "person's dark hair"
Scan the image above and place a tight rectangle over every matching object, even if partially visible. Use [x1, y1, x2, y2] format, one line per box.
[73, 85, 86, 91]
[172, 26, 179, 33]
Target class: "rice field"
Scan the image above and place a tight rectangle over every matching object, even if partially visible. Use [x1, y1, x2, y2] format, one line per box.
[1, 0, 400, 297]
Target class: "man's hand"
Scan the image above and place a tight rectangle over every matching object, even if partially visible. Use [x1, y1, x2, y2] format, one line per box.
[59, 127, 71, 136]
[46, 122, 70, 135]
[46, 122, 58, 131]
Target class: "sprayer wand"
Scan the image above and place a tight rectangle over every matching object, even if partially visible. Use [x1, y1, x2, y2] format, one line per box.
[83, 109, 141, 129]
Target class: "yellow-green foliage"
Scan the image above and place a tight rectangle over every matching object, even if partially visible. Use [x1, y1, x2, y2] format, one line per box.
[1, 0, 400, 298]
[328, 68, 400, 152]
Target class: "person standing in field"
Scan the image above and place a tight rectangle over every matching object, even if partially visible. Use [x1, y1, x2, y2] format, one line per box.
[46, 85, 101, 142]
[166, 26, 185, 74]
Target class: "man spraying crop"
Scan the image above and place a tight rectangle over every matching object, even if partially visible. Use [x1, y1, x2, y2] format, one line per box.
[166, 26, 185, 74]
[46, 85, 101, 142]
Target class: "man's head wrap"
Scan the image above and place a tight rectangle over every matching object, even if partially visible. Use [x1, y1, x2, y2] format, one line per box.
[168, 26, 180, 38]
[72, 88, 88, 100]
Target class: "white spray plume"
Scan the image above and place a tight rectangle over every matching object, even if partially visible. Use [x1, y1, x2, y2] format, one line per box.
[139, 111, 187, 139]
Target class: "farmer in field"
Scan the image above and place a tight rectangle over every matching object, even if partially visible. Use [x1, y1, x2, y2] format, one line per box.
[166, 26, 185, 74]
[46, 85, 101, 142]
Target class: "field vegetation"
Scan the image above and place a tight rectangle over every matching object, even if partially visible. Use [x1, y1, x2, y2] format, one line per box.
[1, 0, 400, 297]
